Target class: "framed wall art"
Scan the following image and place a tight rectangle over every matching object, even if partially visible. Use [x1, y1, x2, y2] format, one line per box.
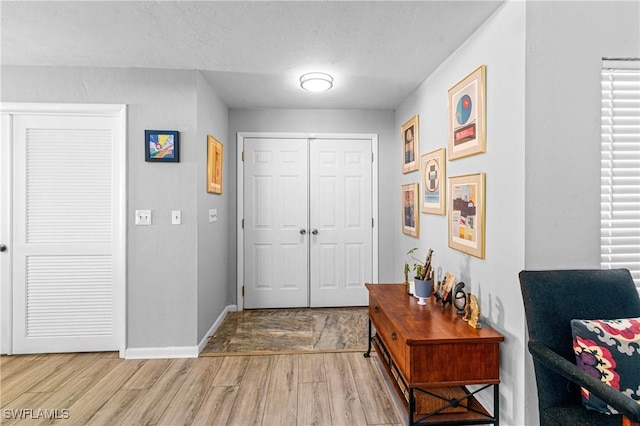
[402, 115, 419, 173]
[448, 173, 485, 259]
[145, 130, 179, 162]
[207, 135, 223, 194]
[401, 183, 419, 237]
[448, 65, 486, 160]
[420, 148, 446, 215]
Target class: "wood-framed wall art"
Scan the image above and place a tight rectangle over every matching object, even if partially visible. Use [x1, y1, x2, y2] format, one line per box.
[402, 114, 420, 173]
[420, 148, 446, 215]
[448, 65, 486, 160]
[145, 130, 179, 162]
[207, 135, 223, 194]
[401, 183, 419, 237]
[448, 173, 485, 259]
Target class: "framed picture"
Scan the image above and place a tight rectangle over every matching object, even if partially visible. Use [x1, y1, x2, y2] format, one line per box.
[145, 130, 179, 162]
[420, 148, 446, 215]
[448, 65, 486, 160]
[448, 173, 485, 259]
[402, 115, 419, 173]
[441, 272, 456, 302]
[401, 183, 419, 237]
[207, 135, 223, 194]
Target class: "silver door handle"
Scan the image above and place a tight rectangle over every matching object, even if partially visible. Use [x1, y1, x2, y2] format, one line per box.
[300, 229, 307, 235]
[311, 229, 319, 235]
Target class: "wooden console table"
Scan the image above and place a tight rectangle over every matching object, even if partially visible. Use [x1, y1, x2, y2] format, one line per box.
[364, 283, 504, 426]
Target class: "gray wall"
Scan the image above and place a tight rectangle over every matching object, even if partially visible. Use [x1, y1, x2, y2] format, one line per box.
[523, 1, 640, 424]
[1, 66, 231, 350]
[394, 2, 526, 424]
[228, 108, 396, 303]
[524, 0, 640, 269]
[196, 72, 230, 343]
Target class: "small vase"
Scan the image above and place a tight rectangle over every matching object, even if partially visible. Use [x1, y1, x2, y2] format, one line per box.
[414, 278, 433, 306]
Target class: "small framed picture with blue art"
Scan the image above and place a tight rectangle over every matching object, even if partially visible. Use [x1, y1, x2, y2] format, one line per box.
[145, 130, 179, 162]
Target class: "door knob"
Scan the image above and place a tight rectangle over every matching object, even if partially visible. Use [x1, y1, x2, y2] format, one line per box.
[0, 244, 6, 253]
[300, 229, 307, 235]
[311, 229, 319, 235]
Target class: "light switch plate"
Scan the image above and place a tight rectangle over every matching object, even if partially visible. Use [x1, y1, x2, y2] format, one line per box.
[209, 209, 218, 223]
[172, 210, 181, 225]
[135, 210, 151, 225]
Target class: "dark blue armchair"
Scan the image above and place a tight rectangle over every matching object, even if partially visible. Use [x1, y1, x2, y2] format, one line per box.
[519, 269, 640, 425]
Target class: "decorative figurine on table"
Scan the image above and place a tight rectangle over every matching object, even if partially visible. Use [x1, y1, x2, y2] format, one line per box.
[462, 296, 472, 322]
[452, 282, 467, 315]
[434, 267, 443, 298]
[467, 294, 482, 329]
[404, 261, 410, 294]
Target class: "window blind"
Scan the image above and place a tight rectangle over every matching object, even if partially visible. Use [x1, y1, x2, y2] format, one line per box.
[601, 60, 640, 286]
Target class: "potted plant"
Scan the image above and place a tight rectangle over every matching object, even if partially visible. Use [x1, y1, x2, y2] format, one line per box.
[407, 248, 434, 304]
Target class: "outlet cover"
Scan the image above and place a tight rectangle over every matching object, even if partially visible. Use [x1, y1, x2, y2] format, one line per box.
[135, 210, 152, 225]
[209, 209, 218, 223]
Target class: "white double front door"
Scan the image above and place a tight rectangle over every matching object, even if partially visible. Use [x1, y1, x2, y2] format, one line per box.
[242, 135, 375, 309]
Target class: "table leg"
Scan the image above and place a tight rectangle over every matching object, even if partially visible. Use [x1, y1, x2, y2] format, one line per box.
[408, 387, 415, 426]
[494, 383, 500, 426]
[364, 318, 372, 357]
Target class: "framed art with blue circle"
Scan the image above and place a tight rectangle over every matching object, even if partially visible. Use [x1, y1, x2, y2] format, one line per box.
[145, 130, 179, 162]
[448, 66, 486, 160]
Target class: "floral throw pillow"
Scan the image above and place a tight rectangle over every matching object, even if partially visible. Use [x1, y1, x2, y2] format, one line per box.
[570, 317, 640, 415]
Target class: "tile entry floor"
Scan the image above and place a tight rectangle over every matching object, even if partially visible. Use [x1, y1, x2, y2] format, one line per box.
[201, 307, 369, 356]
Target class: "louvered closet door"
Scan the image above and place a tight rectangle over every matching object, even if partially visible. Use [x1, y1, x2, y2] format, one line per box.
[12, 114, 122, 354]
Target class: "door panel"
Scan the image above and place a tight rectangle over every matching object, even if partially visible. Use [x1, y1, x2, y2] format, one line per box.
[12, 113, 123, 354]
[309, 139, 372, 307]
[244, 138, 309, 309]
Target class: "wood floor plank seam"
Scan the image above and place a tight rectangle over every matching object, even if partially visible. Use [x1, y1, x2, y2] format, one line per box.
[118, 358, 197, 426]
[156, 357, 222, 426]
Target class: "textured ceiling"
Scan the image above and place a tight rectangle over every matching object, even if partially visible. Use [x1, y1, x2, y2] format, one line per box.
[1, 1, 504, 109]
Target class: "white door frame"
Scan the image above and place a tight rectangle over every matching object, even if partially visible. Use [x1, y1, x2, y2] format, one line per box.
[0, 103, 127, 357]
[236, 132, 379, 311]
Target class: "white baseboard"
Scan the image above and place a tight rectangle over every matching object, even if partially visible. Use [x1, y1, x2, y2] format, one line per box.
[125, 346, 199, 359]
[124, 304, 237, 359]
[197, 304, 237, 353]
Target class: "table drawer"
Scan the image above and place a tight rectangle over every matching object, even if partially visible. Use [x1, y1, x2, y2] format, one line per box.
[369, 300, 407, 377]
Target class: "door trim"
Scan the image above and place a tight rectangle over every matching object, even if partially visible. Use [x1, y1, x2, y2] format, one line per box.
[236, 132, 379, 311]
[0, 102, 127, 357]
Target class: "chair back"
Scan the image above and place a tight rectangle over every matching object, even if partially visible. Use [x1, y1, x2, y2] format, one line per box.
[519, 269, 640, 409]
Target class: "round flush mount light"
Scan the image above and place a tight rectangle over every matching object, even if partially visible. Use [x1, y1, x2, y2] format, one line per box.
[300, 72, 334, 92]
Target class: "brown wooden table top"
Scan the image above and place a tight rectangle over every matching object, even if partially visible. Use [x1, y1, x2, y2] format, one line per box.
[366, 283, 504, 346]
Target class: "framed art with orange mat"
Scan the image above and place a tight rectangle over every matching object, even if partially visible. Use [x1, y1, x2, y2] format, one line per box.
[207, 135, 223, 194]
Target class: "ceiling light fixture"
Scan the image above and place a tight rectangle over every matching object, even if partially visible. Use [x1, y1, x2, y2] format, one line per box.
[300, 72, 333, 92]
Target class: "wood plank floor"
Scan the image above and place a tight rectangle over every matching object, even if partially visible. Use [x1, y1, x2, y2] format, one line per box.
[1, 351, 402, 425]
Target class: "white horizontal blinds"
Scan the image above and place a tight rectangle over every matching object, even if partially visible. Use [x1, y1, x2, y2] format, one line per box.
[26, 129, 113, 243]
[601, 60, 640, 286]
[26, 255, 113, 337]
